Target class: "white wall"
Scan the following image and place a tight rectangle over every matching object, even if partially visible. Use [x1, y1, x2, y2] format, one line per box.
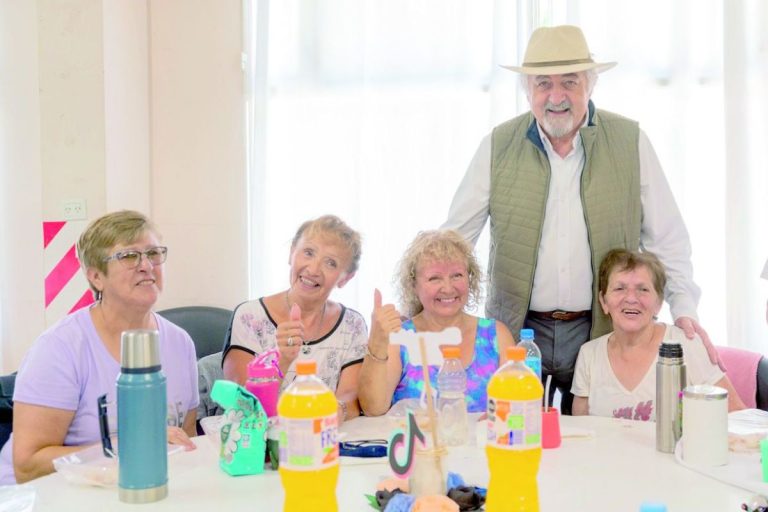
[0, 1, 45, 373]
[149, 0, 248, 311]
[0, 0, 247, 372]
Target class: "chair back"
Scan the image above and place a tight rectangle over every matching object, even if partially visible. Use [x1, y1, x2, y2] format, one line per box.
[0, 373, 16, 450]
[716, 345, 763, 409]
[196, 352, 224, 430]
[757, 357, 768, 411]
[157, 306, 234, 360]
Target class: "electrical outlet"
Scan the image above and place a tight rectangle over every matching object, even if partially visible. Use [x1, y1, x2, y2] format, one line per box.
[62, 199, 87, 220]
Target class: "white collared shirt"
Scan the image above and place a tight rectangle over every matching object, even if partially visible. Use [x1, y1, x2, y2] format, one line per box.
[442, 119, 700, 320]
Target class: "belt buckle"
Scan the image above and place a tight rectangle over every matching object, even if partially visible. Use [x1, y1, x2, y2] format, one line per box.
[551, 310, 569, 321]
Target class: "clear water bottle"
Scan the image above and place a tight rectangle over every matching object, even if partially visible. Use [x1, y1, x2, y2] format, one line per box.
[518, 328, 542, 381]
[437, 346, 468, 446]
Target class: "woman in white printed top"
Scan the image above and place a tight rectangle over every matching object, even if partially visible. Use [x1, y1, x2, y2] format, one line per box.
[222, 215, 367, 423]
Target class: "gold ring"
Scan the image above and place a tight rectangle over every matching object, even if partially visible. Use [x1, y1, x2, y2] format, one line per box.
[287, 336, 295, 347]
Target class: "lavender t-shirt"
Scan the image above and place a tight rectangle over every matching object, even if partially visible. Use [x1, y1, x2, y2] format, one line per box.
[0, 307, 199, 484]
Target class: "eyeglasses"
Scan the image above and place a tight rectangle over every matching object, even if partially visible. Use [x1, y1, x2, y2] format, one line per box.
[103, 246, 168, 269]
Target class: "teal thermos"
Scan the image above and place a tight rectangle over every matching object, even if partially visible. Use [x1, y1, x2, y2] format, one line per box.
[117, 329, 168, 503]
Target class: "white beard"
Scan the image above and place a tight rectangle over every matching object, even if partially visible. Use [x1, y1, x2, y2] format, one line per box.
[542, 111, 575, 139]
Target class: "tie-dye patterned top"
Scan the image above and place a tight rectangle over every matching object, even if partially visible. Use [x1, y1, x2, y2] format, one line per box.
[392, 317, 499, 413]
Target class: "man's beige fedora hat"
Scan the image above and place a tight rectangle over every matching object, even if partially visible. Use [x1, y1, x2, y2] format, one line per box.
[503, 25, 616, 75]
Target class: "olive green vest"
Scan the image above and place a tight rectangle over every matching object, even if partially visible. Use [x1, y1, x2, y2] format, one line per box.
[487, 104, 641, 339]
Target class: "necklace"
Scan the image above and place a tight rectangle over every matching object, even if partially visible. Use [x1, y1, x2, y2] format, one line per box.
[285, 293, 327, 355]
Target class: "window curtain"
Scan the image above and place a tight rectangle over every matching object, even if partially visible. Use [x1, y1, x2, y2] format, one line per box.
[245, 0, 523, 317]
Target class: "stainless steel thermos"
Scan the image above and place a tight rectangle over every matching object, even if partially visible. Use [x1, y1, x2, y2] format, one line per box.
[656, 341, 686, 453]
[117, 330, 168, 503]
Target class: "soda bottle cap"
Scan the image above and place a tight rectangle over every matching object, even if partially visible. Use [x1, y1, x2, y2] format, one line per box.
[295, 360, 317, 375]
[520, 328, 534, 340]
[506, 346, 525, 362]
[441, 346, 461, 359]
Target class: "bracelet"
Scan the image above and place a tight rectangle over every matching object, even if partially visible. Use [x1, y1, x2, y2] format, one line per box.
[337, 399, 348, 422]
[366, 344, 388, 363]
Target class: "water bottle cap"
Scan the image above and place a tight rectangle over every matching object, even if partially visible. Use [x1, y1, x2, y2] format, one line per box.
[520, 328, 534, 339]
[295, 360, 317, 375]
[440, 346, 461, 359]
[506, 346, 525, 362]
[639, 502, 667, 512]
[120, 329, 161, 370]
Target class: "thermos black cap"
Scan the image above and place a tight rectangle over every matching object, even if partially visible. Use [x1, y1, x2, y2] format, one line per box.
[121, 329, 161, 371]
[658, 342, 683, 358]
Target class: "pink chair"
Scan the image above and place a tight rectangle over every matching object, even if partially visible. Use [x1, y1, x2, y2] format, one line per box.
[716, 346, 763, 409]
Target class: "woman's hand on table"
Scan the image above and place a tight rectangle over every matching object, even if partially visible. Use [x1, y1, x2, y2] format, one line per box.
[276, 303, 305, 371]
[168, 426, 196, 451]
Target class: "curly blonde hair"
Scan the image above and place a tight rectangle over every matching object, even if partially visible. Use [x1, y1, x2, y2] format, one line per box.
[395, 230, 483, 317]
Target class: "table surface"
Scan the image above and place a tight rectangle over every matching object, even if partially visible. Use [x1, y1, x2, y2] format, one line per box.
[29, 415, 751, 511]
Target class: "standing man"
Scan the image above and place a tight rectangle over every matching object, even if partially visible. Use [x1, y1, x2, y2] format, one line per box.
[443, 25, 710, 414]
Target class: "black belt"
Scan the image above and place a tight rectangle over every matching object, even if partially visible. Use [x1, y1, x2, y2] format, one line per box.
[528, 310, 591, 322]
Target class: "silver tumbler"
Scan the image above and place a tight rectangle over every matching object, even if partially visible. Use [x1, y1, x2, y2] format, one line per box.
[656, 342, 686, 453]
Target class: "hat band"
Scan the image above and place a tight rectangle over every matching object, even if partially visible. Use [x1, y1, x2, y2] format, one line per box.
[521, 57, 594, 68]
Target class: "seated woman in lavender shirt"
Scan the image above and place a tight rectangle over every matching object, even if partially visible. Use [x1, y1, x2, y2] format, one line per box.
[572, 249, 745, 420]
[0, 211, 198, 485]
[358, 230, 515, 416]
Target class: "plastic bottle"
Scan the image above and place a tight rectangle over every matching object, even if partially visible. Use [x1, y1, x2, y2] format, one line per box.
[486, 346, 544, 512]
[437, 346, 469, 446]
[518, 328, 542, 381]
[656, 342, 686, 453]
[117, 330, 168, 504]
[245, 349, 281, 418]
[278, 360, 339, 512]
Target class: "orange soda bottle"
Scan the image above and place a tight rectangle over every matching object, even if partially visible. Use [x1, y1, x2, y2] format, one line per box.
[277, 360, 339, 512]
[485, 346, 544, 511]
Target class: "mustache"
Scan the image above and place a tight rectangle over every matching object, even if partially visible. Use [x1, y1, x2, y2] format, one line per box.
[545, 101, 571, 112]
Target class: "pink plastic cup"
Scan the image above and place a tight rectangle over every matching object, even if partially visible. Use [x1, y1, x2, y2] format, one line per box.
[542, 407, 561, 449]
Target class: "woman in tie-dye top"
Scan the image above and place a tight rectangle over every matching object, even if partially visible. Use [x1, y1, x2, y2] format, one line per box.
[358, 230, 515, 416]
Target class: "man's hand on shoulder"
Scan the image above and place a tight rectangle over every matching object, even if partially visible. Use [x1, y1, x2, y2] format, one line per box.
[674, 316, 725, 371]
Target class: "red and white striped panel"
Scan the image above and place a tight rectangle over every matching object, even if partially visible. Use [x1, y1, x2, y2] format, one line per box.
[43, 221, 95, 326]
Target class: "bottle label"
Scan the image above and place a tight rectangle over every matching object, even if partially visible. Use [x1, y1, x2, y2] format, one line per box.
[524, 357, 542, 379]
[279, 413, 339, 471]
[486, 397, 541, 449]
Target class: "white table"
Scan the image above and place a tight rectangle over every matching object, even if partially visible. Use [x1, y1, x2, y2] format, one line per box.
[30, 415, 750, 511]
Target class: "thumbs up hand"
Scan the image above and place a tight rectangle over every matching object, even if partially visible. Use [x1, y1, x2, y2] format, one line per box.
[369, 289, 401, 358]
[276, 300, 305, 366]
[289, 303, 301, 322]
